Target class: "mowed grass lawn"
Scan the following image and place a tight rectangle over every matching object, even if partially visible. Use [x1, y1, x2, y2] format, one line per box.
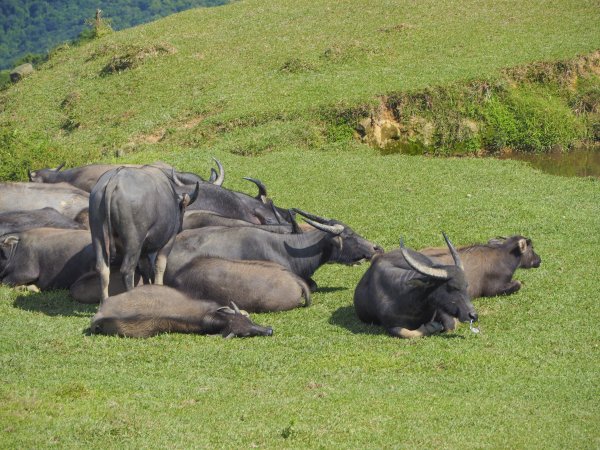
[1, 148, 598, 448]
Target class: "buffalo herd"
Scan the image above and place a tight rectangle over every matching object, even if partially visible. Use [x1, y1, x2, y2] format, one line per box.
[0, 160, 541, 338]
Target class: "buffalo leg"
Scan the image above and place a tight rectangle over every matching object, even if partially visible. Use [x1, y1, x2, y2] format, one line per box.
[120, 249, 142, 291]
[388, 321, 443, 339]
[499, 280, 522, 296]
[93, 240, 110, 302]
[154, 236, 176, 285]
[138, 255, 155, 284]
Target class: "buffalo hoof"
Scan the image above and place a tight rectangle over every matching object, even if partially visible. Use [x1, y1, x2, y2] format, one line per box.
[16, 284, 40, 293]
[424, 321, 444, 335]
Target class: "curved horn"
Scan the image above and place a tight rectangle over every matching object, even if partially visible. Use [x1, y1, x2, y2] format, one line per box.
[243, 177, 268, 202]
[188, 182, 200, 205]
[211, 157, 224, 186]
[54, 162, 65, 172]
[292, 208, 331, 224]
[442, 231, 464, 271]
[288, 210, 302, 234]
[303, 218, 343, 235]
[208, 168, 218, 183]
[230, 301, 241, 314]
[400, 237, 450, 280]
[171, 168, 184, 187]
[270, 203, 286, 224]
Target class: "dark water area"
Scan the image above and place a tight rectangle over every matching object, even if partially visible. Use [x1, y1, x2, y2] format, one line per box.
[499, 145, 600, 178]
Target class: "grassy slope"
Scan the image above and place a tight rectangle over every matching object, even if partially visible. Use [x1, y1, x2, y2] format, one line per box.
[1, 0, 599, 170]
[1, 0, 600, 447]
[1, 148, 599, 448]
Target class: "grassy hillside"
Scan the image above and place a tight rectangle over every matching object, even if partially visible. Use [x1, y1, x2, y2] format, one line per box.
[1, 0, 599, 178]
[1, 148, 599, 448]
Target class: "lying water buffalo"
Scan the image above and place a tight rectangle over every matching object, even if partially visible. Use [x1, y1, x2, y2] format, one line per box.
[89, 166, 199, 301]
[354, 233, 477, 338]
[166, 257, 311, 312]
[0, 182, 89, 220]
[182, 209, 299, 233]
[90, 285, 274, 338]
[184, 181, 283, 225]
[70, 270, 143, 304]
[0, 228, 94, 290]
[420, 235, 541, 298]
[166, 209, 383, 291]
[0, 207, 86, 236]
[28, 160, 221, 192]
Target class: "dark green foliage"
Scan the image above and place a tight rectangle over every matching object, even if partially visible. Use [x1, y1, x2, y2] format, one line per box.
[0, 0, 229, 70]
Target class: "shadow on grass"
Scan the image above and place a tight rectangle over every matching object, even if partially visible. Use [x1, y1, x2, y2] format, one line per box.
[13, 290, 97, 318]
[329, 305, 387, 336]
[329, 305, 464, 339]
[315, 286, 347, 294]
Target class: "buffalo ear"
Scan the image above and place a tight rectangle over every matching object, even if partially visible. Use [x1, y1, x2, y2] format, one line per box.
[518, 238, 527, 254]
[332, 235, 343, 250]
[179, 193, 191, 208]
[216, 306, 236, 316]
[1, 235, 19, 247]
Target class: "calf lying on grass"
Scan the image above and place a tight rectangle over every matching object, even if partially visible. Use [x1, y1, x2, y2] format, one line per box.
[420, 235, 541, 298]
[90, 285, 273, 338]
[166, 257, 311, 313]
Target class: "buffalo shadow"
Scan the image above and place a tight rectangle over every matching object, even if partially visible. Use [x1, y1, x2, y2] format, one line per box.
[13, 289, 97, 318]
[329, 305, 464, 339]
[329, 305, 387, 336]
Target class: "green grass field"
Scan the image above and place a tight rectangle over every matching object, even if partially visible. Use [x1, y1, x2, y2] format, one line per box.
[1, 0, 599, 447]
[1, 0, 599, 177]
[1, 148, 599, 448]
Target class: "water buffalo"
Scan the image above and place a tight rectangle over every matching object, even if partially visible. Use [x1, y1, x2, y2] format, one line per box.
[90, 285, 274, 338]
[70, 270, 144, 304]
[0, 182, 89, 220]
[182, 209, 299, 233]
[166, 257, 311, 312]
[166, 209, 382, 291]
[0, 207, 86, 236]
[183, 181, 279, 225]
[354, 233, 477, 338]
[420, 235, 541, 298]
[0, 228, 94, 290]
[89, 165, 199, 301]
[28, 160, 221, 192]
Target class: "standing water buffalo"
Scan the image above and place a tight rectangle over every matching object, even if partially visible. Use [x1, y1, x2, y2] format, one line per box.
[90, 285, 273, 338]
[354, 233, 477, 338]
[0, 182, 89, 220]
[165, 209, 383, 291]
[0, 207, 86, 236]
[0, 228, 94, 290]
[420, 235, 541, 298]
[166, 257, 311, 312]
[89, 166, 199, 301]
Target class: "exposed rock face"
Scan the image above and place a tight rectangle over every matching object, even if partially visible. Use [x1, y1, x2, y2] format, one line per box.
[356, 98, 435, 152]
[10, 63, 34, 83]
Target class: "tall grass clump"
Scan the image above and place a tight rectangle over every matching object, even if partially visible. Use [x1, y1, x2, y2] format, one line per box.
[481, 87, 584, 152]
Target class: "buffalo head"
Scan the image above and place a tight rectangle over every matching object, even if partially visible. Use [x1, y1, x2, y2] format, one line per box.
[293, 209, 383, 264]
[401, 233, 477, 331]
[218, 302, 274, 338]
[28, 162, 65, 183]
